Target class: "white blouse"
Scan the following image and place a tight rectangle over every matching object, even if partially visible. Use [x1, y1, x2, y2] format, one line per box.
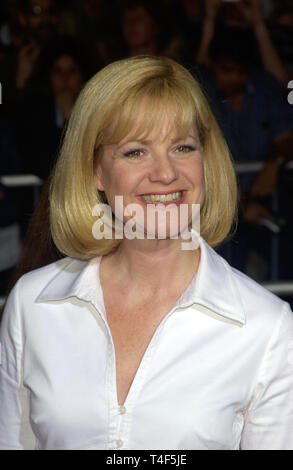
[1, 236, 293, 450]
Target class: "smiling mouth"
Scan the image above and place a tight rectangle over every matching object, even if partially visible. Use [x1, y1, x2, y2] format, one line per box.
[140, 191, 183, 204]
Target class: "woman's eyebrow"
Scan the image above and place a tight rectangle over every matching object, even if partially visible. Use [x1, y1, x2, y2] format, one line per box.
[117, 139, 151, 147]
[171, 135, 198, 143]
[117, 135, 199, 147]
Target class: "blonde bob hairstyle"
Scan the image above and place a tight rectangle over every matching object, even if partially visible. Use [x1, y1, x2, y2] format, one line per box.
[50, 55, 238, 259]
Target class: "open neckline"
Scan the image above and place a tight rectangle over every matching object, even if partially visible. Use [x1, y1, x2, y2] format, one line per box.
[96, 254, 199, 408]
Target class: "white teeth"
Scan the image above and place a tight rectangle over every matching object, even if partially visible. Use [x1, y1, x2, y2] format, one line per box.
[141, 191, 182, 203]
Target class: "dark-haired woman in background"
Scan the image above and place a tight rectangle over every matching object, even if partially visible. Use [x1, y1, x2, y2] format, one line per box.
[15, 37, 89, 180]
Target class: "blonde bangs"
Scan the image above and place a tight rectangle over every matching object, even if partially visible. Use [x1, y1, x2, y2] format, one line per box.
[102, 79, 205, 146]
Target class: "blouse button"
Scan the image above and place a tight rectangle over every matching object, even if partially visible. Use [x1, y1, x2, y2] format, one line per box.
[116, 439, 123, 448]
[119, 405, 126, 414]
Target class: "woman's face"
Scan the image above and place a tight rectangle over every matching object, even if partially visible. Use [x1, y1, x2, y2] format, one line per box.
[95, 104, 204, 240]
[50, 55, 83, 96]
[27, 0, 59, 40]
[122, 6, 158, 49]
[211, 58, 248, 97]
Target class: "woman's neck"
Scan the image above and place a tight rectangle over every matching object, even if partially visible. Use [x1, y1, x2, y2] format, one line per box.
[227, 91, 245, 112]
[102, 238, 201, 298]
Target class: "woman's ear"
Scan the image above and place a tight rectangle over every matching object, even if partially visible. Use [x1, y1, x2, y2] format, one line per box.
[94, 164, 105, 192]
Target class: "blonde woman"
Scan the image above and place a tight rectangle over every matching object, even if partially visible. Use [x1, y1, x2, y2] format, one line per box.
[0, 56, 293, 450]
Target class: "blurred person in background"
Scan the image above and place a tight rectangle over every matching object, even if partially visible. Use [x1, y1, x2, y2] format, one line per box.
[17, 0, 62, 42]
[120, 0, 184, 62]
[268, 1, 293, 77]
[193, 11, 293, 278]
[71, 0, 111, 46]
[60, 0, 124, 69]
[2, 0, 66, 105]
[168, 0, 205, 64]
[14, 0, 62, 91]
[11, 37, 89, 243]
[14, 37, 88, 181]
[121, 0, 163, 56]
[197, 0, 291, 86]
[76, 0, 106, 27]
[195, 27, 293, 168]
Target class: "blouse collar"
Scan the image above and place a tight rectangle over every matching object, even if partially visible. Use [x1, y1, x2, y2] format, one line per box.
[36, 235, 245, 327]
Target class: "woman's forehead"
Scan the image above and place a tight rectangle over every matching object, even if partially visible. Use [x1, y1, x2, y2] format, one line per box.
[103, 112, 199, 145]
[121, 121, 198, 144]
[101, 94, 199, 145]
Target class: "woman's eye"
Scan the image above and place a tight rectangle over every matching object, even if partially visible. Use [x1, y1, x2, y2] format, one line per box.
[123, 149, 145, 158]
[175, 145, 196, 153]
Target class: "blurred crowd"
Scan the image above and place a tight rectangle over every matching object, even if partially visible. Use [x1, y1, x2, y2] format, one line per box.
[0, 0, 293, 298]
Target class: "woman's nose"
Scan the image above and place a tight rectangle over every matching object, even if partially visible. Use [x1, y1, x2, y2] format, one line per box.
[149, 153, 178, 184]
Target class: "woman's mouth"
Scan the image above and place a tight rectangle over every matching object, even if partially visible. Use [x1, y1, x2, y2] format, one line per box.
[138, 191, 185, 205]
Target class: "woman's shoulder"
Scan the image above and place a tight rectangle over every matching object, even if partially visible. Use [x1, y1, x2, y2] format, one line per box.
[201, 239, 289, 325]
[10, 257, 89, 303]
[21, 256, 85, 279]
[218, 255, 293, 345]
[229, 263, 291, 322]
[1, 256, 96, 332]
